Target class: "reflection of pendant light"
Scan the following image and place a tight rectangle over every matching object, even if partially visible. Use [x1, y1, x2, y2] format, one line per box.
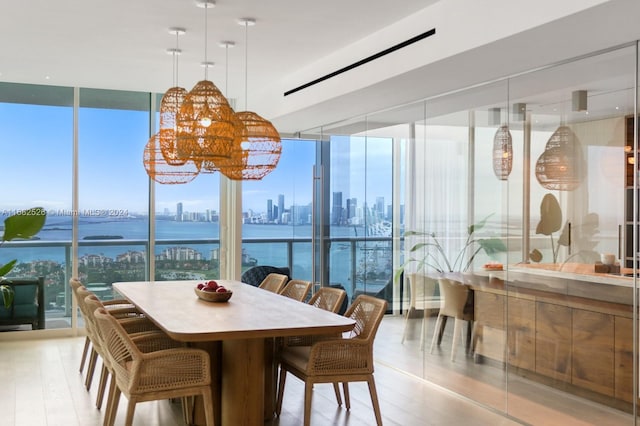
[159, 28, 188, 166]
[176, 0, 235, 164]
[492, 124, 513, 180]
[221, 18, 281, 181]
[535, 125, 584, 191]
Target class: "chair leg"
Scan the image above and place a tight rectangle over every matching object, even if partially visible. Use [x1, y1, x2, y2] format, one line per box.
[342, 382, 350, 410]
[85, 348, 98, 390]
[400, 307, 414, 344]
[79, 336, 90, 373]
[451, 318, 463, 362]
[106, 383, 120, 426]
[333, 382, 342, 406]
[303, 382, 313, 426]
[201, 388, 215, 426]
[275, 367, 287, 416]
[419, 308, 427, 349]
[429, 314, 443, 352]
[124, 398, 137, 426]
[367, 376, 383, 426]
[96, 365, 109, 409]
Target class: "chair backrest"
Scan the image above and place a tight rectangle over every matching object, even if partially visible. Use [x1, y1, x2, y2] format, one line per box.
[308, 287, 346, 313]
[258, 273, 288, 293]
[407, 273, 440, 309]
[343, 294, 387, 343]
[279, 279, 312, 302]
[437, 278, 471, 319]
[69, 277, 83, 295]
[93, 307, 140, 387]
[241, 265, 290, 287]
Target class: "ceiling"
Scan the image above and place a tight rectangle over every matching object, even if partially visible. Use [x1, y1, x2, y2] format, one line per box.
[0, 1, 436, 116]
[3, 1, 640, 136]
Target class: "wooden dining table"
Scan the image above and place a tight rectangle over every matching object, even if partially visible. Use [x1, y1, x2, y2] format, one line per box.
[112, 279, 355, 426]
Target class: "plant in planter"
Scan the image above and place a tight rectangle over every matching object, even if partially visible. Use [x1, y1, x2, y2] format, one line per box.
[395, 214, 506, 282]
[0, 208, 47, 308]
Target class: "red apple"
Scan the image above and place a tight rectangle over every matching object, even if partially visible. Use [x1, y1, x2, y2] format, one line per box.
[216, 286, 227, 293]
[206, 280, 219, 290]
[202, 287, 216, 292]
[197, 283, 205, 290]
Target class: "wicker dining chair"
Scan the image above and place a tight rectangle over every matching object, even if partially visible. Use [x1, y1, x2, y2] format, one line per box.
[69, 278, 137, 377]
[93, 307, 215, 426]
[308, 287, 346, 313]
[276, 294, 387, 426]
[258, 273, 288, 293]
[83, 294, 165, 412]
[279, 279, 312, 302]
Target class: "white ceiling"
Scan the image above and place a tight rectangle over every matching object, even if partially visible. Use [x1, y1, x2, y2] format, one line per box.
[2, 0, 640, 135]
[0, 1, 436, 109]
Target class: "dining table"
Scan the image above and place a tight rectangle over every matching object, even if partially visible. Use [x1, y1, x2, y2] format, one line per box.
[112, 279, 356, 426]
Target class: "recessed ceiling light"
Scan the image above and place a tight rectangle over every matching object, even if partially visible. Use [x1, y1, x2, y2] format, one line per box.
[616, 106, 620, 110]
[45, 75, 51, 80]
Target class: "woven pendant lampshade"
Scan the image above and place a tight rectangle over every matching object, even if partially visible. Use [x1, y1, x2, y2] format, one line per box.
[143, 132, 201, 184]
[159, 86, 189, 165]
[535, 125, 584, 191]
[492, 125, 513, 180]
[220, 111, 281, 180]
[176, 80, 236, 163]
[204, 112, 247, 175]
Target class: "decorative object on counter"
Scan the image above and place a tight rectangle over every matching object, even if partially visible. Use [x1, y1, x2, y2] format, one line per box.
[593, 262, 620, 274]
[535, 125, 585, 191]
[0, 208, 46, 308]
[396, 214, 506, 280]
[492, 125, 513, 180]
[530, 193, 569, 264]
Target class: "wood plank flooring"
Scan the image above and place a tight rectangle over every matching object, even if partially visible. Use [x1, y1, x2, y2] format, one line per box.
[0, 334, 520, 426]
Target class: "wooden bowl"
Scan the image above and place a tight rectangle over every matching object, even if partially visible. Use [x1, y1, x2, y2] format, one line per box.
[194, 287, 233, 303]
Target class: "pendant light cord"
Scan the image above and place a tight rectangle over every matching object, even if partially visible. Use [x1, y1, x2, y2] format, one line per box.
[244, 21, 248, 111]
[204, 2, 209, 80]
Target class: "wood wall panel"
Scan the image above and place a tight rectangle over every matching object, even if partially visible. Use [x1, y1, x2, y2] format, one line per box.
[535, 302, 572, 382]
[507, 297, 535, 370]
[571, 309, 614, 396]
[614, 316, 634, 402]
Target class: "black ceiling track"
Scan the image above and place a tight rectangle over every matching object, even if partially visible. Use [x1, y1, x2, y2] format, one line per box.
[284, 28, 436, 97]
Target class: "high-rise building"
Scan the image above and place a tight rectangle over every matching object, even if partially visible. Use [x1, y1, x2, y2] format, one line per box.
[332, 192, 343, 225]
[176, 202, 183, 222]
[267, 199, 273, 222]
[278, 194, 285, 223]
[376, 197, 385, 219]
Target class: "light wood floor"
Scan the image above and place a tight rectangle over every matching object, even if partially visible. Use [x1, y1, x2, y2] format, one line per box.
[0, 333, 521, 426]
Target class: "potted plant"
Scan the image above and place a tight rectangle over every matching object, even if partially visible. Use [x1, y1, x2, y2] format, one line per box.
[0, 208, 47, 308]
[395, 214, 506, 282]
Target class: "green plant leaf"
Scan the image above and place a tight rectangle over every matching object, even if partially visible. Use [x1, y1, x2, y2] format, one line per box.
[0, 260, 17, 277]
[467, 213, 493, 236]
[536, 194, 562, 236]
[0, 285, 13, 309]
[2, 208, 47, 241]
[478, 238, 507, 255]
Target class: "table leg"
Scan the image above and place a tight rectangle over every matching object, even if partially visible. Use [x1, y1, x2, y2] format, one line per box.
[193, 341, 222, 426]
[222, 338, 265, 425]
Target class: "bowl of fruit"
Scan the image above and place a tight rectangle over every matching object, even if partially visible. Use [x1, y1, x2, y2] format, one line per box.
[194, 280, 233, 303]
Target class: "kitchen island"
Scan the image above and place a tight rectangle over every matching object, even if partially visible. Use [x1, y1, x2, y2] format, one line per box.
[455, 263, 635, 407]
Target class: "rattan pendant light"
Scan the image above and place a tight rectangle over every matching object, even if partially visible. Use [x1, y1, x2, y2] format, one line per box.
[220, 18, 281, 181]
[143, 132, 201, 184]
[159, 29, 189, 166]
[535, 124, 584, 191]
[176, 0, 236, 165]
[492, 124, 513, 180]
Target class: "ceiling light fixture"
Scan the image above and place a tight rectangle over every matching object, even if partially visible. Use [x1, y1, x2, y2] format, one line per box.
[220, 18, 281, 181]
[492, 124, 513, 180]
[535, 125, 584, 191]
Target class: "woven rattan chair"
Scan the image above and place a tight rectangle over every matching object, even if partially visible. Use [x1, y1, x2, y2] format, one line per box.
[70, 278, 137, 377]
[94, 307, 215, 426]
[429, 278, 473, 361]
[308, 287, 347, 313]
[276, 294, 387, 426]
[401, 273, 441, 347]
[279, 279, 312, 302]
[83, 294, 163, 411]
[258, 273, 288, 293]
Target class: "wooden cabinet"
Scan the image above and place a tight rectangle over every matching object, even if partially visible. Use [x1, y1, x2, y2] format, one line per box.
[535, 302, 572, 382]
[507, 297, 535, 371]
[614, 316, 634, 402]
[571, 309, 614, 396]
